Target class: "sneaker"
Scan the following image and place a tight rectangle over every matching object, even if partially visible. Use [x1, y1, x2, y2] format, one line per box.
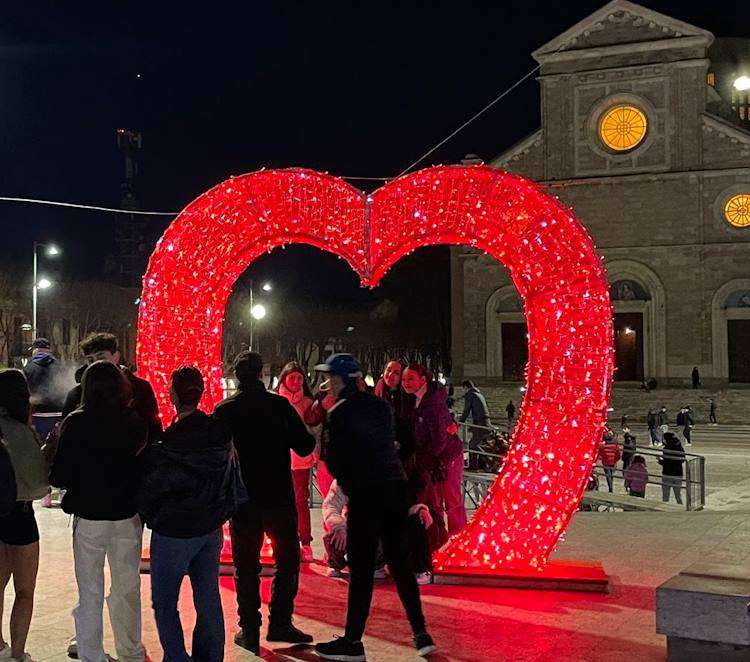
[328, 567, 344, 578]
[266, 623, 313, 645]
[414, 632, 438, 657]
[12, 655, 36, 662]
[67, 638, 78, 659]
[301, 545, 314, 563]
[373, 566, 387, 580]
[315, 637, 366, 661]
[234, 629, 260, 655]
[415, 571, 432, 585]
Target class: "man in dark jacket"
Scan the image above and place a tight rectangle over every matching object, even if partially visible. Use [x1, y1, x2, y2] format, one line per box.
[458, 380, 491, 471]
[139, 366, 241, 662]
[314, 354, 437, 662]
[214, 351, 315, 655]
[24, 337, 68, 413]
[62, 332, 161, 441]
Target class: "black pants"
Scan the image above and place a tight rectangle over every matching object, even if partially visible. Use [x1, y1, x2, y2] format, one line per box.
[230, 502, 300, 632]
[710, 412, 717, 424]
[344, 481, 427, 641]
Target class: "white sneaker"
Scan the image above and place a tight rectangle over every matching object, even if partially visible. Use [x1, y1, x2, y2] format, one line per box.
[0, 646, 11, 660]
[66, 637, 77, 659]
[301, 545, 314, 563]
[373, 567, 387, 580]
[415, 572, 432, 585]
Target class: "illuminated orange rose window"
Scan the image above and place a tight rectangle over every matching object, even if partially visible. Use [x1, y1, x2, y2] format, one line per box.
[599, 105, 648, 152]
[724, 194, 750, 228]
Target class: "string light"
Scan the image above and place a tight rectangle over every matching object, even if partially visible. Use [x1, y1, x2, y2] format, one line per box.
[137, 164, 614, 573]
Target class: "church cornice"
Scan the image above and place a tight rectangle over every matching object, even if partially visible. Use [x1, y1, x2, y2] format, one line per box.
[702, 114, 750, 147]
[533, 0, 713, 62]
[490, 129, 543, 168]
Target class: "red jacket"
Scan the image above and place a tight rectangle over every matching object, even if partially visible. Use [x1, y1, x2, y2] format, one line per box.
[598, 442, 622, 467]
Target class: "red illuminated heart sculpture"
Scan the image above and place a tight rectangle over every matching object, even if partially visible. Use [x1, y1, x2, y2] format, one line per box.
[137, 164, 614, 573]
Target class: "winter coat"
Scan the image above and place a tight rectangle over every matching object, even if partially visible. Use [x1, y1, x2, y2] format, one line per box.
[139, 410, 242, 537]
[647, 412, 656, 429]
[24, 352, 67, 412]
[0, 441, 17, 516]
[624, 463, 649, 492]
[62, 367, 162, 442]
[656, 410, 668, 427]
[598, 441, 622, 467]
[0, 411, 49, 501]
[658, 438, 685, 477]
[374, 380, 416, 460]
[412, 382, 464, 479]
[50, 407, 147, 520]
[214, 379, 315, 509]
[622, 434, 637, 462]
[322, 479, 348, 533]
[279, 389, 320, 471]
[459, 387, 490, 425]
[326, 389, 407, 495]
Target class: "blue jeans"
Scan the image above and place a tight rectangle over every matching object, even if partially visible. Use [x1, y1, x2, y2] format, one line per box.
[150, 528, 224, 662]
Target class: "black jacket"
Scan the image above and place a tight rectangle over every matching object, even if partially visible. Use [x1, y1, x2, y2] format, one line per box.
[50, 407, 147, 520]
[374, 379, 416, 460]
[214, 380, 315, 509]
[658, 441, 685, 477]
[327, 389, 407, 495]
[24, 352, 67, 412]
[62, 368, 162, 442]
[139, 410, 237, 537]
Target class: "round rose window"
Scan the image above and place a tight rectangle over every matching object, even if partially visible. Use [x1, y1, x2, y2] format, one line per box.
[599, 105, 648, 152]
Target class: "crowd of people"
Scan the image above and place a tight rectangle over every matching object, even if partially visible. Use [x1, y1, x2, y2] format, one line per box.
[0, 332, 473, 661]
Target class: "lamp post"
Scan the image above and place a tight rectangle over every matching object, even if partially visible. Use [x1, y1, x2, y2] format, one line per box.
[32, 242, 60, 341]
[248, 280, 272, 351]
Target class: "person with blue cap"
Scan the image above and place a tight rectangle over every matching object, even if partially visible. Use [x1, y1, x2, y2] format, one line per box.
[314, 354, 437, 661]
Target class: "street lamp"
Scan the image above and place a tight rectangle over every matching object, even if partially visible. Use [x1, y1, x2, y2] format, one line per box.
[32, 241, 60, 341]
[734, 76, 750, 91]
[248, 280, 272, 350]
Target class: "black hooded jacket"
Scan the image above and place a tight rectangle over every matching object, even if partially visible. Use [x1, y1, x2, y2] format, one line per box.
[139, 410, 237, 538]
[50, 407, 147, 520]
[214, 379, 315, 509]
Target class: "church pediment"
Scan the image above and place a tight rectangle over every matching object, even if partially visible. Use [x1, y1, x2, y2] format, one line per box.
[533, 0, 713, 61]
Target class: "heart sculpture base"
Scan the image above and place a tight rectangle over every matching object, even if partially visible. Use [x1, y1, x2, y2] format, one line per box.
[433, 559, 609, 593]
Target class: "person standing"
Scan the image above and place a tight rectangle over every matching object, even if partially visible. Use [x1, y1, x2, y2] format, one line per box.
[622, 432, 637, 472]
[458, 380, 491, 471]
[50, 362, 147, 662]
[62, 333, 161, 441]
[313, 354, 437, 661]
[402, 364, 465, 551]
[505, 400, 516, 425]
[691, 366, 700, 389]
[0, 370, 49, 662]
[276, 362, 319, 564]
[597, 430, 622, 493]
[658, 433, 685, 505]
[23, 338, 67, 414]
[624, 455, 649, 498]
[139, 366, 243, 662]
[683, 406, 694, 447]
[709, 399, 718, 425]
[647, 408, 659, 447]
[656, 406, 669, 445]
[214, 352, 315, 656]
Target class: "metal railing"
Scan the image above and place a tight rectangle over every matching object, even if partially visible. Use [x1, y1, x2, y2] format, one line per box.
[456, 423, 706, 512]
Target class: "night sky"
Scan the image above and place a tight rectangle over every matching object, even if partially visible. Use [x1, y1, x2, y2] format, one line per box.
[1, 1, 746, 288]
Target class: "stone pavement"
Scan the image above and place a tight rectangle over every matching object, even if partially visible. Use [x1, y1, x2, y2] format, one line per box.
[6, 427, 750, 662]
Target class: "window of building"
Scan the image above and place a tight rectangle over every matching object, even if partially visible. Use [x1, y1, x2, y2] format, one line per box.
[598, 105, 648, 152]
[62, 318, 71, 345]
[707, 72, 716, 87]
[724, 194, 750, 228]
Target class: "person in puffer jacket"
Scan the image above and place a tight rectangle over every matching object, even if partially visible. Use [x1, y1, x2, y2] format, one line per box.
[139, 366, 243, 662]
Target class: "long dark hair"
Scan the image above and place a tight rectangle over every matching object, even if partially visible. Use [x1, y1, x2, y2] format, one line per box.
[276, 361, 313, 398]
[0, 369, 31, 424]
[81, 361, 132, 413]
[406, 363, 434, 382]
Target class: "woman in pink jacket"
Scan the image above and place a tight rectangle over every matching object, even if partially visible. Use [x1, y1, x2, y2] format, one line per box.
[276, 362, 320, 563]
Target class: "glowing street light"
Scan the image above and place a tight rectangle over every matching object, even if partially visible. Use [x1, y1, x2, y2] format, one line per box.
[32, 241, 61, 340]
[251, 303, 267, 320]
[734, 76, 750, 91]
[261, 282, 273, 292]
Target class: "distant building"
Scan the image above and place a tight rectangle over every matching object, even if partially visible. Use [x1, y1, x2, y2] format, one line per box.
[452, 0, 750, 385]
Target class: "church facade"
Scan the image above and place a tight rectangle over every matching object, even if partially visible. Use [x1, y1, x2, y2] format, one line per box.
[451, 0, 750, 386]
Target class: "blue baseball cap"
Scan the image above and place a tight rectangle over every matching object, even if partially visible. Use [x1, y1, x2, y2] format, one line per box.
[315, 353, 362, 378]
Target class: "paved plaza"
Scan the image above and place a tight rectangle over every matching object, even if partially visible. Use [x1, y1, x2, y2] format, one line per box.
[6, 426, 750, 662]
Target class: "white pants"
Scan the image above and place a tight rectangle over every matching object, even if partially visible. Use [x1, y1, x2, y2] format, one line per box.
[72, 515, 144, 662]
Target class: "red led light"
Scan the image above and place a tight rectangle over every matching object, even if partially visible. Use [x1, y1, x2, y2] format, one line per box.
[137, 165, 614, 572]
